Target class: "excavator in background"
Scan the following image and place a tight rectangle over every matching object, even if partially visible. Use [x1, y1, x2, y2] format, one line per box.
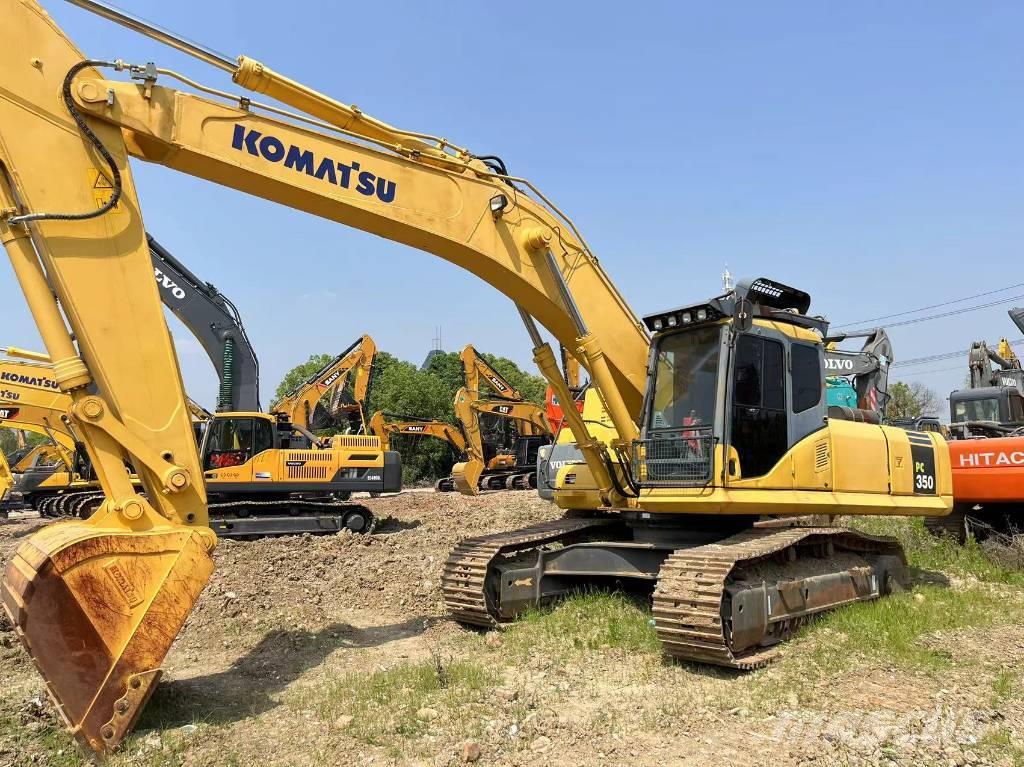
[271, 334, 376, 432]
[0, 3, 956, 750]
[0, 350, 395, 534]
[7, 440, 65, 473]
[153, 240, 392, 534]
[372, 346, 557, 491]
[451, 391, 551, 492]
[149, 233, 260, 412]
[822, 328, 893, 420]
[948, 308, 1024, 438]
[449, 345, 552, 493]
[923, 308, 1024, 541]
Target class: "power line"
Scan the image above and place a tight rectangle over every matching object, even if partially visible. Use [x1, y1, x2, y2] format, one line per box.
[843, 294, 1024, 334]
[892, 337, 1024, 369]
[832, 282, 1024, 329]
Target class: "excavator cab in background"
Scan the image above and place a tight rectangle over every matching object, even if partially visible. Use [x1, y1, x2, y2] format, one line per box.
[948, 308, 1024, 439]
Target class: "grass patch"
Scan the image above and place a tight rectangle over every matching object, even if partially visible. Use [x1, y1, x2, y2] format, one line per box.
[847, 516, 1024, 585]
[502, 591, 660, 657]
[978, 729, 1024, 767]
[292, 657, 495, 747]
[991, 670, 1017, 707]
[808, 584, 1023, 672]
[0, 710, 79, 767]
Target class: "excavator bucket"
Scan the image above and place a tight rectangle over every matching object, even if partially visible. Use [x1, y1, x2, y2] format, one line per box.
[452, 460, 483, 495]
[1, 517, 213, 753]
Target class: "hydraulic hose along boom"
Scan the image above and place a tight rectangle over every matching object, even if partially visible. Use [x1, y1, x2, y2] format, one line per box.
[0, 1, 953, 753]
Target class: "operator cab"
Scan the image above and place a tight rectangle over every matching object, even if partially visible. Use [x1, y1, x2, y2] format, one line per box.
[635, 277, 830, 486]
[949, 386, 1024, 438]
[200, 411, 317, 470]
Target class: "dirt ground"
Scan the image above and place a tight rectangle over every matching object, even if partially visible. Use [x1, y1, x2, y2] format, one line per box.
[1, 493, 1022, 767]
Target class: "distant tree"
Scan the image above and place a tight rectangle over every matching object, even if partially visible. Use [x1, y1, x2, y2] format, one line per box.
[888, 381, 941, 420]
[273, 353, 334, 404]
[422, 351, 465, 393]
[0, 428, 49, 457]
[270, 347, 550, 484]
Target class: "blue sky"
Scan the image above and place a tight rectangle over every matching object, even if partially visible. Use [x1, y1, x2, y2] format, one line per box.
[3, 1, 1022, 413]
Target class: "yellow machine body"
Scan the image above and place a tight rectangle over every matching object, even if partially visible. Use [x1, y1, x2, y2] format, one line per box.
[557, 318, 952, 517]
[0, 1, 952, 751]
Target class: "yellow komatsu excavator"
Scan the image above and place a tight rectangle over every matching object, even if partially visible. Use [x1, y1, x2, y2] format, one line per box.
[0, 351, 105, 517]
[271, 334, 377, 432]
[0, 1, 953, 752]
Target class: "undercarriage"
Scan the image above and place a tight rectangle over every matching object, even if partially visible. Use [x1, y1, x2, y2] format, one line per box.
[15, 488, 377, 538]
[925, 502, 1023, 544]
[442, 513, 906, 668]
[435, 466, 538, 493]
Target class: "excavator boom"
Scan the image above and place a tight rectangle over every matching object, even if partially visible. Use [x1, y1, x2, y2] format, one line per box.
[273, 335, 377, 430]
[149, 234, 261, 412]
[0, 9, 646, 746]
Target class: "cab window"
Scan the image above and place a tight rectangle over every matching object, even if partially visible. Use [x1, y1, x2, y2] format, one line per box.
[648, 325, 722, 431]
[204, 418, 256, 470]
[791, 343, 822, 413]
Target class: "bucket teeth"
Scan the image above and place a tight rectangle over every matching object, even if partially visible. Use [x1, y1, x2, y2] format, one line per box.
[1, 521, 214, 753]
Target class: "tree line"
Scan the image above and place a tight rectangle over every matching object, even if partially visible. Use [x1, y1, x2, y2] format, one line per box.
[274, 349, 547, 484]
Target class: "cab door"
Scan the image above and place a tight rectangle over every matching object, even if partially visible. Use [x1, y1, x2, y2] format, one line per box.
[727, 333, 788, 482]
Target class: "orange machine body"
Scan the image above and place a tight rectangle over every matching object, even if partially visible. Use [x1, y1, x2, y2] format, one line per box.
[949, 437, 1024, 503]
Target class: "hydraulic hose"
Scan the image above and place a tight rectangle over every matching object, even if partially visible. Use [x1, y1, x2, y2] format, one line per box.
[218, 337, 236, 411]
[10, 60, 122, 225]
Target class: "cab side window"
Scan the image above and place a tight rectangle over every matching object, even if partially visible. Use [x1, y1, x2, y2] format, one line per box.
[791, 344, 822, 413]
[253, 418, 274, 455]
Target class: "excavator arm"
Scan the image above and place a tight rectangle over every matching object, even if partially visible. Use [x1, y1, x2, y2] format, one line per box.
[823, 328, 893, 417]
[368, 411, 467, 454]
[460, 345, 523, 400]
[0, 0, 648, 751]
[148, 234, 261, 412]
[272, 334, 376, 430]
